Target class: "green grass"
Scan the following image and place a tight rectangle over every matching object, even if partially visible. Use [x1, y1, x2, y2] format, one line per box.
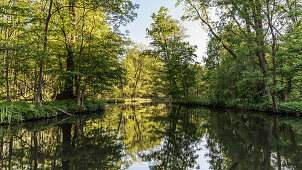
[0, 100, 105, 124]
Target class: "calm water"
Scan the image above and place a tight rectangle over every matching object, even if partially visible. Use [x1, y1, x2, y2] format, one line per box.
[1, 103, 302, 169]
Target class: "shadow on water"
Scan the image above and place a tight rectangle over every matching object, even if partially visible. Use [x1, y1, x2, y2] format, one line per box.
[0, 103, 302, 169]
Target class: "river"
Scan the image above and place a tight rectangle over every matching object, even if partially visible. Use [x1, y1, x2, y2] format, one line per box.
[0, 102, 301, 169]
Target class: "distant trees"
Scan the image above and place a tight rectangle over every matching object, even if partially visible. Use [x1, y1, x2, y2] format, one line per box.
[107, 7, 200, 100]
[147, 7, 198, 100]
[120, 44, 164, 98]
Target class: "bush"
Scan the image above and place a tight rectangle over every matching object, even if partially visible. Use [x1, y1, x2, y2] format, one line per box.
[278, 102, 302, 114]
[0, 100, 105, 124]
[172, 97, 302, 115]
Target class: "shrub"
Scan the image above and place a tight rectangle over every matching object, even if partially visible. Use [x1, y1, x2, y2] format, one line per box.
[0, 100, 105, 124]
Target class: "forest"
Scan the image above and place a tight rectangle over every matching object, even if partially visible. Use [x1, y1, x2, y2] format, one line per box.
[0, 0, 302, 122]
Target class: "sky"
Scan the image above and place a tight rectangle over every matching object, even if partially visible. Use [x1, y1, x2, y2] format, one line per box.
[121, 0, 209, 63]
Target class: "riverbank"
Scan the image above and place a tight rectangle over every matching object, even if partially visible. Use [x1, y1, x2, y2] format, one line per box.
[2, 97, 301, 124]
[0, 100, 104, 124]
[172, 98, 302, 116]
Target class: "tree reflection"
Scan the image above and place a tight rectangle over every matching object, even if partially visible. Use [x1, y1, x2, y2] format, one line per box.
[0, 117, 123, 169]
[140, 105, 205, 169]
[203, 110, 302, 170]
[1, 104, 302, 169]
[104, 103, 167, 168]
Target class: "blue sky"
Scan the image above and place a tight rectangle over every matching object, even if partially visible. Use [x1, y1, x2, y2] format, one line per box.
[121, 0, 208, 63]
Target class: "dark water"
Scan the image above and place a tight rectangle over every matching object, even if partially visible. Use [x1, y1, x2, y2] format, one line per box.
[1, 103, 302, 170]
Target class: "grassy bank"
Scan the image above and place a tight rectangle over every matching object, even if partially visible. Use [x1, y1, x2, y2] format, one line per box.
[172, 98, 302, 116]
[0, 100, 104, 124]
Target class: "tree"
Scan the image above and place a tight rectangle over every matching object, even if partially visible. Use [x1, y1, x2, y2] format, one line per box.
[36, 0, 54, 106]
[147, 7, 198, 100]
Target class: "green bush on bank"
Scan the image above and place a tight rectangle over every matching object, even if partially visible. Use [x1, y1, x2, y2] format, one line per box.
[173, 97, 302, 115]
[0, 100, 105, 124]
[278, 102, 302, 114]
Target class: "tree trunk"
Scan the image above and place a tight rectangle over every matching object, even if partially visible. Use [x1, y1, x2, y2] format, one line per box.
[285, 78, 292, 102]
[63, 50, 76, 99]
[76, 77, 82, 105]
[273, 116, 281, 170]
[266, 0, 278, 112]
[8, 137, 13, 169]
[33, 132, 39, 170]
[76, 7, 86, 106]
[5, 49, 10, 101]
[60, 1, 76, 100]
[252, 0, 273, 104]
[61, 123, 72, 170]
[80, 22, 94, 106]
[36, 0, 53, 105]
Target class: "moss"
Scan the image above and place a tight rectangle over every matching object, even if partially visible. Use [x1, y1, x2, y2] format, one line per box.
[0, 100, 105, 124]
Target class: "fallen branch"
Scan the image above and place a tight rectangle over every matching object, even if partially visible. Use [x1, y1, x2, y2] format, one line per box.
[55, 108, 73, 116]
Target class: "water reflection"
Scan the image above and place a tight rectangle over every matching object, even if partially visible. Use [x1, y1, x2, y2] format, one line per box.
[0, 116, 123, 169]
[204, 110, 302, 170]
[0, 103, 302, 169]
[140, 105, 204, 169]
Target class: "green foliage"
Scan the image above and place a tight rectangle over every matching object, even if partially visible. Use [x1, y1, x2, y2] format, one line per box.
[203, 27, 267, 103]
[118, 44, 164, 98]
[0, 100, 105, 124]
[173, 96, 302, 115]
[177, 0, 302, 111]
[0, 101, 54, 123]
[276, 22, 302, 101]
[147, 7, 198, 99]
[0, 0, 138, 104]
[278, 102, 302, 114]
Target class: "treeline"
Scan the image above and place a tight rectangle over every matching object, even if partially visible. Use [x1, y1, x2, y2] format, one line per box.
[116, 0, 302, 113]
[1, 0, 302, 112]
[0, 1, 200, 105]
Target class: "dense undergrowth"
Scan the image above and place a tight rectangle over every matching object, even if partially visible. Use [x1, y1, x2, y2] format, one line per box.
[173, 97, 302, 115]
[0, 100, 104, 124]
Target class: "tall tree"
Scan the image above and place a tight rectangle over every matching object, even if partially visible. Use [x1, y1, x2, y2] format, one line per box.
[36, 0, 54, 106]
[147, 7, 197, 99]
